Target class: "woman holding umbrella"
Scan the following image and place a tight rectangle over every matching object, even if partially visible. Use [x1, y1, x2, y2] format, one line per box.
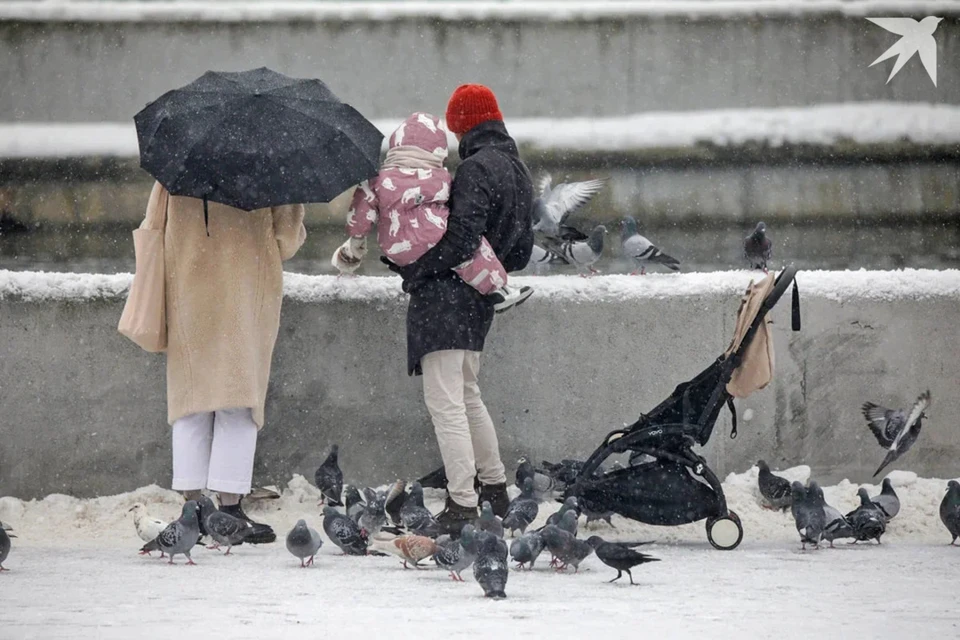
[126, 69, 383, 541]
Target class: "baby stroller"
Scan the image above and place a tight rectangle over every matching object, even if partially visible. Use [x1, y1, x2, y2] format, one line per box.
[568, 266, 800, 550]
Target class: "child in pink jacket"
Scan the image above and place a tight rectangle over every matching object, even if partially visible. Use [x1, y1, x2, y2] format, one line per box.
[332, 112, 532, 312]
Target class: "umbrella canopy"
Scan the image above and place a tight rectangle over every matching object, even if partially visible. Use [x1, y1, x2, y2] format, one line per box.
[134, 67, 383, 211]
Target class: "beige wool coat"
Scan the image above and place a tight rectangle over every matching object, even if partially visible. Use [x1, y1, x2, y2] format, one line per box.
[140, 182, 306, 429]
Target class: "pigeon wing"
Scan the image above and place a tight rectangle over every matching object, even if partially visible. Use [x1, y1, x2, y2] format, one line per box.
[157, 522, 182, 548]
[862, 403, 899, 448]
[542, 179, 606, 228]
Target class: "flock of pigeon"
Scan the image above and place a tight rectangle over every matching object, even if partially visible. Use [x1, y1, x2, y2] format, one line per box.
[527, 175, 772, 275]
[758, 390, 960, 549]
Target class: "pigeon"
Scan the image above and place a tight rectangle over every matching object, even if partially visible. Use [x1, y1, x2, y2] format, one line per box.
[539, 459, 585, 488]
[845, 488, 887, 544]
[757, 460, 793, 511]
[822, 500, 854, 548]
[400, 482, 441, 537]
[129, 503, 169, 557]
[434, 525, 478, 581]
[502, 478, 539, 536]
[744, 221, 773, 271]
[344, 486, 366, 523]
[586, 536, 660, 585]
[473, 530, 509, 599]
[197, 496, 257, 555]
[369, 534, 437, 569]
[509, 531, 545, 570]
[545, 497, 580, 528]
[791, 481, 826, 550]
[862, 390, 931, 477]
[286, 519, 324, 568]
[516, 457, 557, 502]
[540, 524, 594, 572]
[0, 522, 14, 571]
[939, 480, 960, 545]
[541, 225, 607, 276]
[315, 444, 344, 506]
[557, 509, 580, 537]
[155, 500, 202, 565]
[870, 478, 901, 521]
[620, 216, 680, 275]
[358, 488, 387, 536]
[532, 174, 607, 242]
[582, 499, 616, 529]
[384, 479, 407, 526]
[477, 501, 504, 538]
[322, 506, 368, 555]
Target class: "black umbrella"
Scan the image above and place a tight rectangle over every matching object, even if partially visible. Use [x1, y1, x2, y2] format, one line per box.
[134, 67, 383, 226]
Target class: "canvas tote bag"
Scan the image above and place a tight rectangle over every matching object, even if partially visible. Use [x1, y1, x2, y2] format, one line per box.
[725, 273, 776, 398]
[118, 183, 168, 352]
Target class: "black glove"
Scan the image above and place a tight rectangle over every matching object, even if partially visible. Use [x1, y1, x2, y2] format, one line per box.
[379, 256, 402, 274]
[380, 256, 423, 293]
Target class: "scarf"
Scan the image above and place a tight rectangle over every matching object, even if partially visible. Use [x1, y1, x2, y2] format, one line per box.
[381, 145, 445, 170]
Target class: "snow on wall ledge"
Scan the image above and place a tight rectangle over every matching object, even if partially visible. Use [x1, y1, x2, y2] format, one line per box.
[2, 0, 958, 23]
[3, 103, 959, 159]
[3, 269, 960, 304]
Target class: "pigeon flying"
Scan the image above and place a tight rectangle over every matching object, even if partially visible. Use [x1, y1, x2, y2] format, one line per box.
[541, 225, 607, 276]
[744, 221, 773, 271]
[620, 216, 680, 275]
[473, 531, 509, 599]
[532, 174, 607, 243]
[129, 503, 169, 557]
[322, 506, 368, 556]
[286, 519, 324, 567]
[155, 500, 202, 565]
[315, 444, 344, 506]
[939, 480, 960, 545]
[586, 536, 660, 585]
[862, 390, 931, 477]
[757, 460, 793, 511]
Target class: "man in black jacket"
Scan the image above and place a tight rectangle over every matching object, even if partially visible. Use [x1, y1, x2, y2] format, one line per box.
[391, 84, 534, 534]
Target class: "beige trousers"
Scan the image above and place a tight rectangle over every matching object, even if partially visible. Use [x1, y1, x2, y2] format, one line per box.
[422, 350, 507, 508]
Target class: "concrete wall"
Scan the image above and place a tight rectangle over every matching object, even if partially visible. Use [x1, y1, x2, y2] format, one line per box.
[1, 272, 958, 499]
[2, 12, 958, 123]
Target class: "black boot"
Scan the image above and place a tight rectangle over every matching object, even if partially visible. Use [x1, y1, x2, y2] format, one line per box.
[435, 498, 478, 538]
[221, 499, 277, 544]
[479, 483, 510, 518]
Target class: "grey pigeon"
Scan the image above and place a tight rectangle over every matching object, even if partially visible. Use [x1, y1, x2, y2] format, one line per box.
[384, 479, 407, 526]
[586, 536, 659, 585]
[434, 524, 478, 581]
[744, 221, 772, 271]
[509, 531, 545, 570]
[532, 174, 607, 242]
[344, 486, 366, 524]
[540, 524, 594, 572]
[286, 519, 324, 568]
[544, 496, 580, 528]
[845, 488, 887, 544]
[477, 501, 504, 538]
[197, 496, 257, 555]
[582, 500, 616, 529]
[0, 522, 15, 571]
[502, 478, 539, 536]
[862, 390, 931, 477]
[757, 460, 793, 511]
[870, 478, 900, 521]
[939, 480, 960, 545]
[791, 481, 826, 550]
[620, 216, 680, 275]
[155, 500, 202, 565]
[400, 482, 441, 538]
[557, 509, 580, 537]
[322, 506, 368, 555]
[315, 444, 344, 506]
[473, 530, 509, 599]
[822, 500, 854, 547]
[538, 459, 585, 488]
[541, 225, 607, 276]
[358, 488, 387, 536]
[515, 457, 557, 502]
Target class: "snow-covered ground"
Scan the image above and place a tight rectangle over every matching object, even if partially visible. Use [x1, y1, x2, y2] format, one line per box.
[1, 468, 957, 639]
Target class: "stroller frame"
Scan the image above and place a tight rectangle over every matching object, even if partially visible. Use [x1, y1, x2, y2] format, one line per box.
[570, 266, 799, 550]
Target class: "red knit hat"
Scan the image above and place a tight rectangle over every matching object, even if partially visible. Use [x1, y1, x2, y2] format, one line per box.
[445, 84, 503, 135]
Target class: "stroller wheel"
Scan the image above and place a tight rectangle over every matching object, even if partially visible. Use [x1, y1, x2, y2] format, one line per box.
[706, 510, 743, 550]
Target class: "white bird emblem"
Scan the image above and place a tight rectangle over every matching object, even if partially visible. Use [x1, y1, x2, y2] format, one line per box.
[867, 17, 943, 86]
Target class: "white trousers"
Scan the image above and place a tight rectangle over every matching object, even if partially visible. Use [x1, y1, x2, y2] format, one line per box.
[422, 350, 507, 508]
[171, 408, 258, 495]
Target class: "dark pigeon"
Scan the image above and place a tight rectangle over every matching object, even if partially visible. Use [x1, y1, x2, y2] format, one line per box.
[515, 457, 556, 502]
[315, 444, 344, 506]
[322, 506, 368, 555]
[845, 488, 887, 544]
[344, 486, 366, 524]
[939, 480, 960, 545]
[473, 530, 509, 599]
[582, 501, 616, 529]
[509, 531, 545, 570]
[155, 500, 202, 565]
[286, 519, 324, 568]
[744, 221, 772, 271]
[198, 496, 257, 555]
[400, 482, 441, 538]
[434, 524, 478, 581]
[502, 478, 539, 536]
[544, 497, 580, 528]
[384, 480, 407, 526]
[757, 460, 793, 511]
[791, 481, 826, 550]
[358, 488, 387, 537]
[822, 500, 854, 547]
[538, 459, 584, 488]
[871, 478, 900, 521]
[540, 524, 594, 572]
[862, 390, 931, 477]
[0, 522, 14, 571]
[476, 501, 504, 539]
[586, 536, 659, 584]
